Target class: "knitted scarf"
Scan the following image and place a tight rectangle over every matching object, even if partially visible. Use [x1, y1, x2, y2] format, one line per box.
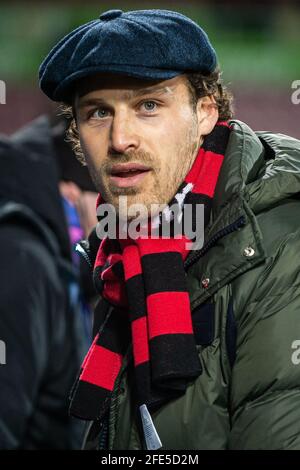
[70, 121, 231, 421]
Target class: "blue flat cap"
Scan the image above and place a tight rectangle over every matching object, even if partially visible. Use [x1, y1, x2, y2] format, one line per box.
[39, 9, 217, 103]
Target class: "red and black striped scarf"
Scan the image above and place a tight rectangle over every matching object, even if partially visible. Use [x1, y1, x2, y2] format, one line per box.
[70, 121, 231, 420]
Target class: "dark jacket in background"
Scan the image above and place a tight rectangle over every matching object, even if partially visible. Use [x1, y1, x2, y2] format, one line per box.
[0, 116, 86, 449]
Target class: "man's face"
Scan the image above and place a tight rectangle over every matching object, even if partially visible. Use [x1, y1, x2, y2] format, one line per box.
[75, 74, 207, 218]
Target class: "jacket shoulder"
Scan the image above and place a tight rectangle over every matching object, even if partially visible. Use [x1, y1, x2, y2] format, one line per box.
[255, 130, 300, 152]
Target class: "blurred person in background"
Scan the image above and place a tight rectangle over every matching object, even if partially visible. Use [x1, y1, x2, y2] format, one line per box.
[0, 113, 96, 448]
[50, 113, 98, 342]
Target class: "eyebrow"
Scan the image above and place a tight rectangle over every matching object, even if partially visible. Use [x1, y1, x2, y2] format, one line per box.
[77, 86, 174, 109]
[133, 85, 174, 98]
[77, 97, 109, 109]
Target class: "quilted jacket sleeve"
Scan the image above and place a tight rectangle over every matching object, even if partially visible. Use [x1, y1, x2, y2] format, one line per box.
[0, 222, 84, 449]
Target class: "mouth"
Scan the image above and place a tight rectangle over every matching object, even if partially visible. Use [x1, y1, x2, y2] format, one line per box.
[109, 163, 152, 188]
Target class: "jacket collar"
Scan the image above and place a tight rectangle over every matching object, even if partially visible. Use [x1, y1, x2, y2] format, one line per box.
[185, 120, 268, 307]
[212, 119, 265, 221]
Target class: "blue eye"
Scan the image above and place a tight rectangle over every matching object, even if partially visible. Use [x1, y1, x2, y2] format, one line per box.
[91, 108, 109, 119]
[142, 101, 157, 111]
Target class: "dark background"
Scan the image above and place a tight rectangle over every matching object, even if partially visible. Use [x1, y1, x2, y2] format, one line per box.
[0, 0, 299, 137]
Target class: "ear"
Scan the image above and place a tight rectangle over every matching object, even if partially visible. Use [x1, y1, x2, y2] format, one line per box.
[196, 95, 219, 136]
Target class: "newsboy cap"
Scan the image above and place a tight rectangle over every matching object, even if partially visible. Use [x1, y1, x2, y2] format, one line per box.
[39, 9, 217, 103]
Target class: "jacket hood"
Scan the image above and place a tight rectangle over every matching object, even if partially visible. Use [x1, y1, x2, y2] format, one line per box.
[0, 115, 71, 260]
[212, 119, 300, 220]
[246, 129, 300, 213]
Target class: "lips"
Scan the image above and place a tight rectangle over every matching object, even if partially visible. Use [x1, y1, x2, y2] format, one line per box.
[109, 163, 151, 188]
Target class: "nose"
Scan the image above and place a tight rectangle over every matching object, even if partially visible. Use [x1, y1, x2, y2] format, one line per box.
[109, 109, 139, 154]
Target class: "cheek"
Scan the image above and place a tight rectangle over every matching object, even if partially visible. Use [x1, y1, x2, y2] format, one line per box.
[154, 114, 194, 160]
[79, 128, 106, 165]
[160, 107, 195, 144]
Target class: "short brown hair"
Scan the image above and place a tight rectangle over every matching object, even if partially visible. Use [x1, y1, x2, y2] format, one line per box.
[60, 67, 234, 165]
[186, 67, 234, 121]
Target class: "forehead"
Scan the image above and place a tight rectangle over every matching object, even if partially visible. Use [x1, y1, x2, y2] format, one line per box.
[74, 73, 188, 103]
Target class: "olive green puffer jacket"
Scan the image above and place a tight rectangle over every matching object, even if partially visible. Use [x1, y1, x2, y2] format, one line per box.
[84, 119, 300, 450]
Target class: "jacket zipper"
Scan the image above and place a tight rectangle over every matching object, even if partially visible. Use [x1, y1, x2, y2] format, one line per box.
[76, 216, 247, 272]
[75, 241, 93, 268]
[98, 415, 109, 450]
[184, 215, 246, 270]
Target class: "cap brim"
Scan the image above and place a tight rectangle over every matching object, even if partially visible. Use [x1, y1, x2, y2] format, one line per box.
[49, 65, 184, 102]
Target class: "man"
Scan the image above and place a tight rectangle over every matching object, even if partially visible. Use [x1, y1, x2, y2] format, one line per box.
[39, 9, 300, 450]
